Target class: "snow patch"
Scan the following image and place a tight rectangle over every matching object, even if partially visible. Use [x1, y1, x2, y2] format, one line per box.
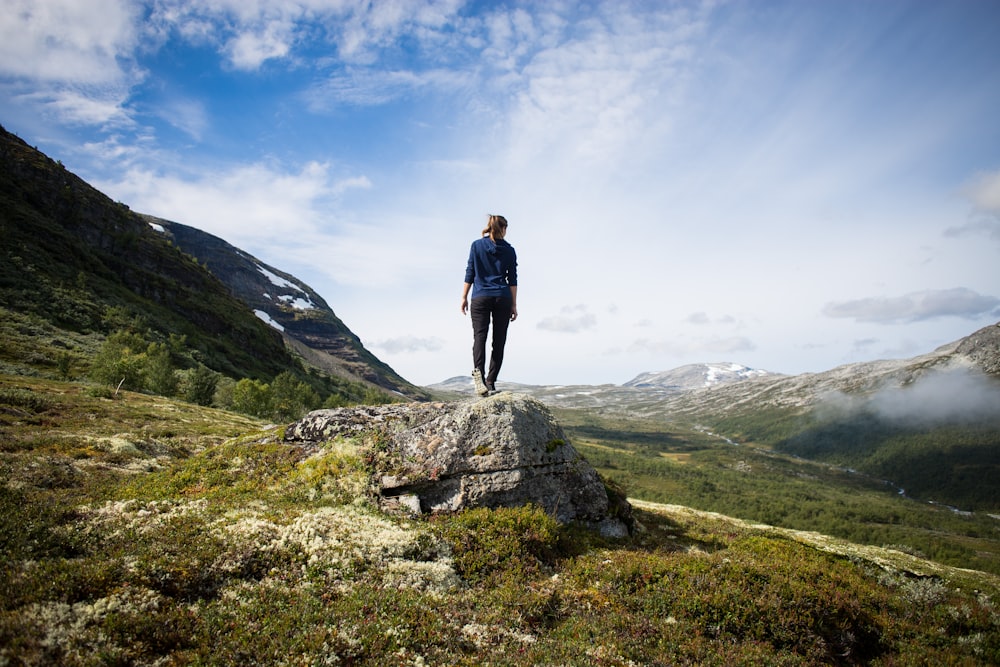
[148, 221, 165, 233]
[254, 309, 284, 332]
[279, 294, 316, 310]
[256, 265, 316, 310]
[257, 265, 298, 291]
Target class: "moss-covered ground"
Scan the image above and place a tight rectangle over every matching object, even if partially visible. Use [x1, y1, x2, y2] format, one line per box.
[2, 375, 998, 665]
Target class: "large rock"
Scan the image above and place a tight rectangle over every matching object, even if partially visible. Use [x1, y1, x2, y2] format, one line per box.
[284, 393, 632, 537]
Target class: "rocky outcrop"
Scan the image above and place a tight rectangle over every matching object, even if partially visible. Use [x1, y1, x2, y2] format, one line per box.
[955, 321, 1000, 376]
[284, 393, 632, 537]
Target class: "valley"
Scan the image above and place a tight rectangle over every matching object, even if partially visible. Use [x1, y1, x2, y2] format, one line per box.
[3, 123, 1000, 662]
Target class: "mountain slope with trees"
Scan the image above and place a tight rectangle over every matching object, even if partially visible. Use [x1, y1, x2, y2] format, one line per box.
[0, 123, 423, 411]
[146, 216, 427, 400]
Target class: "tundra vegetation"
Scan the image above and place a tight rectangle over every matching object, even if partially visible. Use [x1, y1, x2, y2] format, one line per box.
[555, 407, 1000, 577]
[1, 374, 998, 665]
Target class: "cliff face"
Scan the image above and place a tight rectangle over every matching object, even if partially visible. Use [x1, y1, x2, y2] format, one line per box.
[285, 392, 633, 537]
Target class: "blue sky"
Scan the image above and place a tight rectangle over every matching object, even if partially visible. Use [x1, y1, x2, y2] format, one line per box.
[2, 0, 999, 386]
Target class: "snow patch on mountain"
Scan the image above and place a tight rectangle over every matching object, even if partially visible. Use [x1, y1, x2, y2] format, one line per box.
[254, 309, 285, 332]
[279, 295, 315, 310]
[624, 363, 778, 392]
[257, 265, 297, 291]
[256, 264, 316, 310]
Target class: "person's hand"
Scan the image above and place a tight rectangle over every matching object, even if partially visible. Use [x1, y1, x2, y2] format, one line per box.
[461, 298, 468, 315]
[510, 306, 518, 322]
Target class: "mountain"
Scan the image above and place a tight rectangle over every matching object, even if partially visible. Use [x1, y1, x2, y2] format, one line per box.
[145, 216, 428, 401]
[435, 323, 1000, 417]
[623, 362, 780, 392]
[0, 124, 293, 381]
[0, 123, 422, 401]
[645, 322, 1000, 419]
[432, 323, 1000, 512]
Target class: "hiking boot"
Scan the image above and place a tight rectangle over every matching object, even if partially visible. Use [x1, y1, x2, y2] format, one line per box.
[486, 381, 497, 395]
[472, 369, 489, 396]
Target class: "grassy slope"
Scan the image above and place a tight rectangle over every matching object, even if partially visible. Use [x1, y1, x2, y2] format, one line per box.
[2, 375, 998, 665]
[553, 407, 1000, 577]
[0, 127, 297, 382]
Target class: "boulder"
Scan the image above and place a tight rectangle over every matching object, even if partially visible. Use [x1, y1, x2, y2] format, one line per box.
[284, 393, 632, 537]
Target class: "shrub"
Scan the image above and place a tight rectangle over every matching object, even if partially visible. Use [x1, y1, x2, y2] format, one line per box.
[182, 365, 218, 407]
[232, 378, 271, 418]
[433, 505, 563, 586]
[88, 330, 147, 391]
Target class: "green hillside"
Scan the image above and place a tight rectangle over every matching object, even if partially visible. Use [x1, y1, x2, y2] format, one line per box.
[0, 124, 407, 411]
[2, 374, 997, 665]
[553, 407, 1000, 577]
[0, 125, 295, 381]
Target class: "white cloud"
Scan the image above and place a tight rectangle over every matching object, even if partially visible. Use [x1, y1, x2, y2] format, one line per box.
[370, 335, 444, 354]
[22, 87, 134, 127]
[947, 170, 1000, 243]
[499, 5, 706, 170]
[156, 97, 209, 140]
[823, 288, 1000, 324]
[536, 305, 597, 333]
[0, 0, 140, 84]
[305, 67, 470, 109]
[0, 0, 142, 128]
[102, 159, 360, 246]
[627, 336, 757, 358]
[224, 21, 293, 70]
[964, 169, 1000, 214]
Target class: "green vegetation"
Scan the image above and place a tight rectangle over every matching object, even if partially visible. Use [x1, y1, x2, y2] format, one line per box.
[1, 126, 405, 418]
[554, 408, 1000, 576]
[1, 304, 399, 421]
[2, 376, 998, 665]
[704, 404, 1000, 513]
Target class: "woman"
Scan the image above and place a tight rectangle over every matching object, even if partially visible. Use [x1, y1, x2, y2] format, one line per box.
[461, 214, 518, 396]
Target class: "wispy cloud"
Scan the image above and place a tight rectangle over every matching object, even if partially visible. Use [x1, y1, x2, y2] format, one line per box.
[946, 169, 1000, 243]
[103, 159, 359, 245]
[823, 288, 1000, 324]
[686, 312, 738, 326]
[537, 305, 597, 333]
[626, 335, 757, 358]
[304, 67, 470, 109]
[156, 97, 209, 140]
[22, 87, 135, 127]
[499, 4, 708, 170]
[370, 335, 444, 354]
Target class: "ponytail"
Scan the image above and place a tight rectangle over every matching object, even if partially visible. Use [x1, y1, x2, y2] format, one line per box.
[482, 214, 508, 240]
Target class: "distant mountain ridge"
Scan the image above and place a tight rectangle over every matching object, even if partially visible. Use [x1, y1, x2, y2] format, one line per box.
[624, 362, 780, 392]
[430, 324, 1000, 412]
[430, 322, 1000, 512]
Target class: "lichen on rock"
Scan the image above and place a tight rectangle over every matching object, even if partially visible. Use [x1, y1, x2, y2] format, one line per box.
[284, 392, 632, 537]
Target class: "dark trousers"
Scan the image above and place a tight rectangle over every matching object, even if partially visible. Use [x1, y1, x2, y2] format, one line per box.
[470, 295, 513, 385]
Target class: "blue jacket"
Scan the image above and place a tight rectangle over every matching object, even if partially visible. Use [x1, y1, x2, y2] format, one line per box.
[465, 237, 517, 299]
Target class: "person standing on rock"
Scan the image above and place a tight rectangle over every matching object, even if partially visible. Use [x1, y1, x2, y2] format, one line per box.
[461, 214, 518, 396]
